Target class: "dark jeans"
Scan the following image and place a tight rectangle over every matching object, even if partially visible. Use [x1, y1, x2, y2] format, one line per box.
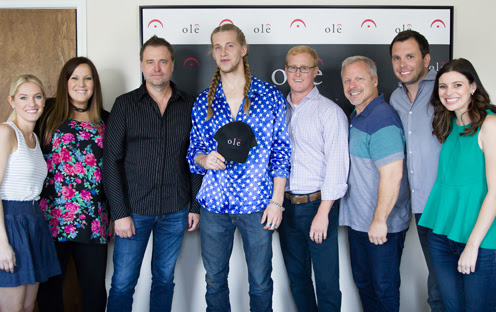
[200, 208, 274, 312]
[428, 231, 496, 312]
[37, 241, 108, 312]
[107, 207, 188, 312]
[348, 227, 407, 312]
[278, 198, 341, 312]
[414, 213, 445, 312]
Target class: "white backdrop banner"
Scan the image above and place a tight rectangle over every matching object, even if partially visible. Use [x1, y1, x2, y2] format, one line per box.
[140, 6, 453, 115]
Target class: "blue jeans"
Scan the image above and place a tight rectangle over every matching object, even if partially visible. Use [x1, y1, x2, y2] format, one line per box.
[428, 231, 496, 312]
[107, 207, 188, 312]
[200, 208, 273, 312]
[278, 198, 341, 312]
[415, 213, 445, 312]
[348, 227, 407, 312]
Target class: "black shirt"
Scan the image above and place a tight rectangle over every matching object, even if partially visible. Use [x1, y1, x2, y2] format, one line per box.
[103, 82, 202, 220]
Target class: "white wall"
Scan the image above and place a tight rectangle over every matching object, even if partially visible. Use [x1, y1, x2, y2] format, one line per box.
[83, 1, 495, 312]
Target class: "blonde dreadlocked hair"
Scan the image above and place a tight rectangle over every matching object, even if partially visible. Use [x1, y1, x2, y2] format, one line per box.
[206, 24, 251, 121]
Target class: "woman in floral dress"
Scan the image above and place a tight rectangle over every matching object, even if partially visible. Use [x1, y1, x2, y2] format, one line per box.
[36, 57, 110, 312]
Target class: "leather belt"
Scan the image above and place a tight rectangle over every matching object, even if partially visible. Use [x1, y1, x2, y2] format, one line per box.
[284, 191, 321, 204]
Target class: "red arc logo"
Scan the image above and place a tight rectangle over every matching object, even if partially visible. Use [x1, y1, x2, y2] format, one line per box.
[147, 19, 163, 28]
[290, 19, 306, 28]
[430, 19, 446, 28]
[183, 57, 200, 67]
[361, 19, 377, 28]
[219, 19, 234, 26]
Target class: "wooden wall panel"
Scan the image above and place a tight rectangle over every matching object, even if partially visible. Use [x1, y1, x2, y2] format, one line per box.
[0, 9, 76, 122]
[0, 9, 79, 311]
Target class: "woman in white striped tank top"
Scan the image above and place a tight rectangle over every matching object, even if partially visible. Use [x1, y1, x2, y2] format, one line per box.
[0, 75, 60, 311]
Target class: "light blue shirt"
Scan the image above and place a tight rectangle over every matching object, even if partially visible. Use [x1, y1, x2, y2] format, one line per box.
[285, 87, 349, 200]
[187, 76, 291, 214]
[390, 69, 441, 214]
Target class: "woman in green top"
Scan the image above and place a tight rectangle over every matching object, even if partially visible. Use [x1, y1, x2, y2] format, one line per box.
[419, 58, 496, 311]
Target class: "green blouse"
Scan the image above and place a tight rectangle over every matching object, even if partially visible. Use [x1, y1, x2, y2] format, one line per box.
[419, 112, 496, 249]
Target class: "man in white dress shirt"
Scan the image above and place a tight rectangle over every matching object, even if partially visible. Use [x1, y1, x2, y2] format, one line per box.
[278, 46, 349, 312]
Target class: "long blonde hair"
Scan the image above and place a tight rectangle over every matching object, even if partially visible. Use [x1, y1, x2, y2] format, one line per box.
[7, 74, 46, 122]
[206, 24, 252, 120]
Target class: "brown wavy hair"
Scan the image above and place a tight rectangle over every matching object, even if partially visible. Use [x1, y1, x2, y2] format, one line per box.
[431, 58, 495, 143]
[206, 24, 251, 121]
[431, 58, 496, 143]
[40, 57, 103, 145]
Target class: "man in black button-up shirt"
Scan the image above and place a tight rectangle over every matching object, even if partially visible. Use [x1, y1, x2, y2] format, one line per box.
[104, 35, 202, 312]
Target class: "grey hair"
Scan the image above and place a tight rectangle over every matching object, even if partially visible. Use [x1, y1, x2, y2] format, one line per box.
[341, 56, 377, 78]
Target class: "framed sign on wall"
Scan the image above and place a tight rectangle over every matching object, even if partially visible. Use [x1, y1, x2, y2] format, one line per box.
[140, 6, 453, 116]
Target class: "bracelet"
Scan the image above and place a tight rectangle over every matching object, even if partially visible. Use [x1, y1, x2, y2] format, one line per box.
[269, 200, 285, 211]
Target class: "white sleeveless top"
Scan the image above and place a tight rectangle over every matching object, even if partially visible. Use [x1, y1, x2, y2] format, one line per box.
[0, 121, 47, 201]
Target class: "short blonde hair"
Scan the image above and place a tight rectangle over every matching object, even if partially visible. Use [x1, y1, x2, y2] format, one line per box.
[7, 74, 46, 122]
[285, 46, 319, 66]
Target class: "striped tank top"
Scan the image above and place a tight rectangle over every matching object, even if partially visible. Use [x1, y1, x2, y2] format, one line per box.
[0, 121, 47, 201]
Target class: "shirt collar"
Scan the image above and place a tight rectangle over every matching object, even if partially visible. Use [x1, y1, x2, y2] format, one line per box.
[136, 80, 183, 102]
[350, 94, 384, 119]
[286, 86, 319, 110]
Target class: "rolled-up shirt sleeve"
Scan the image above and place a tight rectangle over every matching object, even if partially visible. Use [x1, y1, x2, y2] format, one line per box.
[321, 106, 349, 201]
[268, 90, 291, 179]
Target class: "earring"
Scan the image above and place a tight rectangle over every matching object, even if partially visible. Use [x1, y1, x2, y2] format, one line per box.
[471, 91, 474, 95]
[11, 106, 14, 109]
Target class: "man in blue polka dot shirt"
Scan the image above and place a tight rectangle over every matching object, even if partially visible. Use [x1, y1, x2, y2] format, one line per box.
[187, 24, 291, 312]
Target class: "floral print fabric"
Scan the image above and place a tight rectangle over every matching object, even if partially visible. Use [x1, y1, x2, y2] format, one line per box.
[41, 119, 109, 244]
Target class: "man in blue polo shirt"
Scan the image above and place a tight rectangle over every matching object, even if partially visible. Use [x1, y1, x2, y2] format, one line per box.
[339, 55, 410, 312]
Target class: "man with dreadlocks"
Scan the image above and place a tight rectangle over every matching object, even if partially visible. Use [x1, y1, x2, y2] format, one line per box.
[187, 24, 291, 312]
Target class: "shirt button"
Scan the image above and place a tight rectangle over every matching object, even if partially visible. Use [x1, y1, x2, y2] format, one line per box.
[412, 189, 415, 193]
[409, 111, 413, 114]
[410, 170, 414, 174]
[409, 151, 412, 154]
[408, 131, 412, 135]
